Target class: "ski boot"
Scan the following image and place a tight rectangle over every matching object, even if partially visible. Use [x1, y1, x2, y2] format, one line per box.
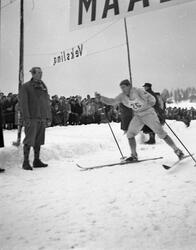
[33, 159, 48, 168]
[145, 139, 156, 145]
[125, 154, 138, 162]
[174, 148, 184, 160]
[0, 168, 5, 173]
[145, 132, 156, 145]
[22, 161, 33, 171]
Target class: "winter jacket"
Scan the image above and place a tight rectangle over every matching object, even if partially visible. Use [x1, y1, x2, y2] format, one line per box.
[19, 79, 51, 121]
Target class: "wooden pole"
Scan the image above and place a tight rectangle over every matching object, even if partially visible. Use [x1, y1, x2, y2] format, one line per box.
[13, 0, 24, 146]
[0, 0, 2, 61]
[124, 17, 132, 85]
[19, 0, 24, 91]
[0, 0, 5, 149]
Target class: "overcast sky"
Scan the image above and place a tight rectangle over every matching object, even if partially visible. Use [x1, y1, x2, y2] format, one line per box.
[1, 0, 196, 97]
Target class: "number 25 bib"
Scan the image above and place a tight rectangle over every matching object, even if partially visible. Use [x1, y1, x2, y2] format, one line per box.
[127, 99, 144, 111]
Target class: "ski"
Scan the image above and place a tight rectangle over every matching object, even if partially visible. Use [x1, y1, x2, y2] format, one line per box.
[76, 156, 163, 171]
[162, 154, 194, 170]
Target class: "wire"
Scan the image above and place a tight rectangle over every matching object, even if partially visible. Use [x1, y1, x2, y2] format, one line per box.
[86, 43, 125, 57]
[1, 0, 124, 63]
[25, 19, 121, 57]
[1, 0, 17, 9]
[1, 0, 121, 57]
[39, 42, 126, 70]
[31, 0, 34, 10]
[82, 19, 120, 44]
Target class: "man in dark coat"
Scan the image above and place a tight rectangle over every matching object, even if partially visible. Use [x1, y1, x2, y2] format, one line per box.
[0, 103, 4, 148]
[0, 102, 5, 172]
[142, 83, 165, 144]
[19, 67, 51, 170]
[120, 103, 133, 132]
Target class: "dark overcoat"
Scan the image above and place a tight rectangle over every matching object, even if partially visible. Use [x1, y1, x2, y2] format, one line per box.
[120, 103, 133, 131]
[19, 79, 51, 121]
[0, 104, 4, 148]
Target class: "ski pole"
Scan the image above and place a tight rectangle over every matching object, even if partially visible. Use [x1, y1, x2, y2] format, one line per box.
[164, 120, 196, 165]
[104, 108, 125, 159]
[107, 120, 125, 159]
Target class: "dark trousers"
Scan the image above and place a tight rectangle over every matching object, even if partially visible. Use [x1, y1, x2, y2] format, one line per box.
[0, 126, 4, 148]
[23, 119, 46, 163]
[0, 107, 4, 148]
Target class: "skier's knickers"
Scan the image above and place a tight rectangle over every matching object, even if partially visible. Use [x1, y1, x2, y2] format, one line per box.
[126, 108, 167, 139]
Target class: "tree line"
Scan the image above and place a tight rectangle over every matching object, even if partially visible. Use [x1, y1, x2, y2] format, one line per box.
[162, 87, 196, 103]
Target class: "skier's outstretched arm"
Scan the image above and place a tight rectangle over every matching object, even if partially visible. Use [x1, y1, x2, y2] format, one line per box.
[95, 92, 122, 106]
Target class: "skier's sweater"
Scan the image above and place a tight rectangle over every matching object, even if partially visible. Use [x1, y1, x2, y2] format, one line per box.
[101, 87, 156, 116]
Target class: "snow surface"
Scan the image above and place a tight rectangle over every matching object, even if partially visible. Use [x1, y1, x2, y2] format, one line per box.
[0, 120, 196, 250]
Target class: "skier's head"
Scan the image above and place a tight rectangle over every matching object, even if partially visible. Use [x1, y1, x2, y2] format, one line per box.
[120, 79, 131, 95]
[30, 67, 43, 81]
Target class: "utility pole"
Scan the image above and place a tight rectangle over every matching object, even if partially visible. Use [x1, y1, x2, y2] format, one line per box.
[13, 0, 24, 146]
[18, 0, 24, 91]
[0, 0, 5, 150]
[124, 17, 132, 85]
[0, 0, 2, 66]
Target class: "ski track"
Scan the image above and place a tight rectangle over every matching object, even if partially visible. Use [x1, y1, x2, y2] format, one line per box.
[0, 121, 196, 250]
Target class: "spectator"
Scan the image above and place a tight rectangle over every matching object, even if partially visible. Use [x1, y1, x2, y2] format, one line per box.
[0, 89, 195, 131]
[0, 101, 5, 172]
[19, 67, 51, 171]
[0, 102, 4, 148]
[142, 83, 165, 144]
[59, 97, 71, 126]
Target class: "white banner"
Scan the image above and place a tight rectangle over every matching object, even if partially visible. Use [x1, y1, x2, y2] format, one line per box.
[70, 0, 196, 30]
[52, 44, 86, 66]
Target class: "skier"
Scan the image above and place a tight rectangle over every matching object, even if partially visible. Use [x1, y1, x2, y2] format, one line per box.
[95, 79, 184, 162]
[19, 67, 51, 170]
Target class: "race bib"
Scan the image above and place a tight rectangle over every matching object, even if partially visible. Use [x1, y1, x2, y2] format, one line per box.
[127, 100, 144, 111]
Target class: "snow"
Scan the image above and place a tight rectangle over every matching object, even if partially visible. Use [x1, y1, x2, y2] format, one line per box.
[1, 120, 196, 250]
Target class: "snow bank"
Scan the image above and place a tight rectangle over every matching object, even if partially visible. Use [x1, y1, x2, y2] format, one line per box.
[1, 120, 195, 169]
[0, 124, 125, 169]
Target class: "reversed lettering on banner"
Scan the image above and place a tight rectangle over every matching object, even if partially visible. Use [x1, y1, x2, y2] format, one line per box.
[52, 44, 85, 66]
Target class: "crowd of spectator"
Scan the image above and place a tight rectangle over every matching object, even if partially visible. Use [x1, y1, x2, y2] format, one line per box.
[166, 106, 196, 127]
[0, 92, 120, 129]
[0, 92, 196, 130]
[0, 92, 18, 130]
[50, 94, 120, 126]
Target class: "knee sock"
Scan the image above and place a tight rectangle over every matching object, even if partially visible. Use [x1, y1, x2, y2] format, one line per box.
[163, 135, 178, 151]
[24, 144, 31, 162]
[128, 137, 137, 156]
[149, 132, 155, 142]
[34, 146, 40, 161]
